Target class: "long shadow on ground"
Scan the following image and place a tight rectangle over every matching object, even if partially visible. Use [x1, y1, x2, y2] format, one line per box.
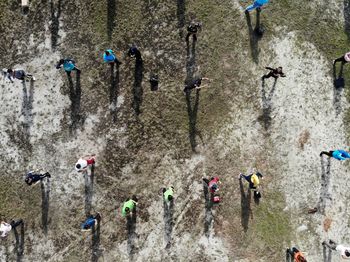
[126, 209, 137, 260]
[257, 78, 277, 131]
[132, 57, 143, 116]
[323, 244, 332, 262]
[318, 156, 332, 215]
[203, 181, 213, 238]
[333, 63, 345, 116]
[13, 222, 24, 262]
[21, 80, 34, 149]
[50, 0, 62, 50]
[85, 165, 95, 217]
[91, 218, 101, 262]
[107, 0, 117, 41]
[240, 179, 252, 233]
[41, 177, 50, 235]
[67, 71, 82, 132]
[245, 9, 262, 64]
[109, 63, 120, 122]
[176, 0, 185, 37]
[163, 199, 174, 249]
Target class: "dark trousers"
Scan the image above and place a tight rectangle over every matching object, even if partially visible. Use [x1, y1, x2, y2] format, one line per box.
[10, 219, 23, 228]
[186, 32, 197, 42]
[320, 151, 334, 157]
[263, 71, 278, 79]
[334, 56, 347, 64]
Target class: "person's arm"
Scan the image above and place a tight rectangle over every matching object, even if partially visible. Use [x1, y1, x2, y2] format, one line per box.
[265, 67, 274, 71]
[280, 73, 286, 77]
[257, 172, 263, 178]
[7, 73, 14, 83]
[131, 200, 138, 205]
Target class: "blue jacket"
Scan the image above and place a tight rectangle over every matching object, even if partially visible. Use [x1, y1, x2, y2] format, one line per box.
[103, 49, 116, 63]
[81, 218, 96, 229]
[332, 150, 350, 160]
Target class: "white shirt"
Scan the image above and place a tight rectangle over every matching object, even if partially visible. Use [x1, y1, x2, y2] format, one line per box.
[0, 222, 12, 237]
[336, 245, 350, 259]
[75, 158, 88, 171]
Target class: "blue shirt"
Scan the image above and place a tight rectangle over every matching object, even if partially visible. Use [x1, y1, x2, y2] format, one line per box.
[63, 60, 76, 72]
[332, 150, 350, 160]
[81, 218, 95, 229]
[103, 49, 116, 63]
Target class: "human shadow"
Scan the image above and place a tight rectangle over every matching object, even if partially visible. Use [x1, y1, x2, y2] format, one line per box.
[333, 63, 345, 116]
[109, 63, 120, 122]
[132, 56, 143, 116]
[67, 71, 82, 132]
[21, 80, 34, 144]
[240, 179, 252, 233]
[84, 165, 95, 217]
[318, 156, 332, 215]
[257, 78, 277, 130]
[126, 206, 137, 260]
[176, 0, 186, 37]
[344, 0, 350, 41]
[185, 40, 196, 83]
[91, 217, 101, 262]
[203, 181, 213, 238]
[163, 199, 174, 249]
[41, 177, 50, 235]
[323, 244, 332, 262]
[50, 0, 62, 50]
[245, 9, 263, 64]
[107, 0, 117, 41]
[13, 221, 24, 262]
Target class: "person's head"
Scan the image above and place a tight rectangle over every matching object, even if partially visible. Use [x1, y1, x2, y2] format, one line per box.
[167, 195, 173, 202]
[345, 250, 350, 257]
[125, 207, 130, 214]
[76, 164, 81, 169]
[105, 51, 110, 56]
[7, 69, 13, 74]
[277, 67, 283, 72]
[58, 59, 64, 65]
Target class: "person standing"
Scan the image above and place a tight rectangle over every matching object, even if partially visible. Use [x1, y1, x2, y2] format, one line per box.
[320, 149, 350, 160]
[239, 171, 263, 191]
[121, 198, 138, 217]
[25, 171, 51, 186]
[245, 0, 269, 13]
[185, 21, 202, 42]
[75, 155, 96, 173]
[286, 247, 307, 262]
[162, 186, 174, 202]
[81, 213, 101, 231]
[56, 59, 81, 74]
[3, 68, 35, 83]
[334, 52, 350, 66]
[127, 46, 142, 60]
[0, 220, 23, 238]
[103, 49, 121, 64]
[262, 66, 286, 79]
[322, 240, 350, 259]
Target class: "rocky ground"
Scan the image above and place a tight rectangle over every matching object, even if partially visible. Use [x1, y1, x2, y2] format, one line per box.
[1, 0, 350, 261]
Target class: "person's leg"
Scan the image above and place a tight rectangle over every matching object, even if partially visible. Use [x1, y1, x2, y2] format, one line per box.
[246, 2, 260, 12]
[193, 33, 197, 42]
[334, 56, 346, 64]
[10, 219, 23, 228]
[263, 71, 273, 79]
[185, 32, 191, 42]
[320, 151, 332, 157]
[322, 240, 337, 250]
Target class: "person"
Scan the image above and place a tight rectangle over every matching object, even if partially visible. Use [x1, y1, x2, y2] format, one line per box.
[183, 77, 211, 94]
[81, 213, 101, 231]
[203, 177, 220, 193]
[322, 240, 350, 259]
[0, 220, 23, 238]
[262, 66, 286, 79]
[3, 68, 35, 83]
[185, 21, 202, 42]
[162, 186, 174, 202]
[75, 155, 96, 173]
[56, 59, 80, 73]
[320, 150, 350, 160]
[286, 247, 307, 262]
[127, 46, 141, 60]
[25, 171, 51, 186]
[122, 198, 138, 217]
[245, 0, 269, 13]
[334, 52, 350, 66]
[150, 73, 159, 91]
[103, 49, 121, 64]
[239, 171, 263, 190]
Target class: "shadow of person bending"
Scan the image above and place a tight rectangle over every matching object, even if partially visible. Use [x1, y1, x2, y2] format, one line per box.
[67, 71, 82, 133]
[239, 179, 251, 233]
[91, 217, 101, 262]
[12, 220, 24, 262]
[318, 155, 332, 215]
[163, 199, 174, 249]
[257, 78, 277, 131]
[132, 57, 143, 116]
[50, 0, 62, 50]
[333, 62, 345, 116]
[245, 9, 262, 64]
[84, 165, 95, 217]
[203, 181, 213, 238]
[109, 63, 120, 123]
[41, 178, 50, 235]
[107, 0, 117, 41]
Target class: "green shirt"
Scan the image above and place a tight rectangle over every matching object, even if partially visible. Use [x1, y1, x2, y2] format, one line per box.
[163, 187, 174, 202]
[122, 199, 136, 216]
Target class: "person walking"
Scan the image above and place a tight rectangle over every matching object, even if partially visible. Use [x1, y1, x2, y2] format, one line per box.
[122, 198, 138, 217]
[103, 49, 121, 64]
[3, 68, 35, 83]
[322, 240, 350, 259]
[0, 219, 23, 238]
[262, 66, 286, 80]
[56, 59, 81, 74]
[245, 0, 269, 13]
[334, 52, 350, 66]
[81, 213, 101, 231]
[162, 186, 174, 202]
[320, 149, 350, 160]
[239, 170, 263, 192]
[25, 171, 51, 186]
[75, 155, 96, 173]
[185, 21, 202, 42]
[183, 77, 211, 94]
[286, 247, 307, 262]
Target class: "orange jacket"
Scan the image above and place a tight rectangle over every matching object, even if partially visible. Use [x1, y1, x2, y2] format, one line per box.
[294, 251, 306, 262]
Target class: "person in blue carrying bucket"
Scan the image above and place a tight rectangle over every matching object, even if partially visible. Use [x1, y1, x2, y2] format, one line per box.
[245, 0, 269, 13]
[103, 49, 121, 65]
[56, 59, 81, 74]
[320, 149, 350, 160]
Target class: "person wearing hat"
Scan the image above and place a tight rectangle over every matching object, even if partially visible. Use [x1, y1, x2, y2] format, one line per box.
[320, 149, 350, 160]
[75, 155, 96, 173]
[56, 59, 80, 74]
[121, 198, 138, 217]
[245, 0, 269, 13]
[322, 240, 350, 259]
[25, 171, 51, 186]
[162, 186, 174, 203]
